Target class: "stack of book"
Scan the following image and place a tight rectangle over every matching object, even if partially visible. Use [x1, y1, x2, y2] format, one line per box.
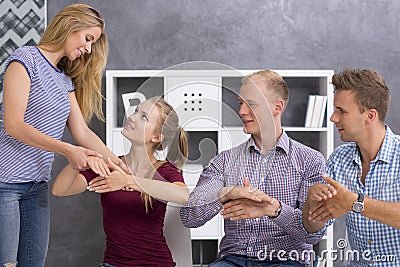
[304, 95, 327, 128]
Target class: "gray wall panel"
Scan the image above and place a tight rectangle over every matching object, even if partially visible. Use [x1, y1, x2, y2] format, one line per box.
[46, 1, 400, 266]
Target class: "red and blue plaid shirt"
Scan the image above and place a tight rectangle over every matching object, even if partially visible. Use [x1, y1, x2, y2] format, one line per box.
[180, 132, 329, 264]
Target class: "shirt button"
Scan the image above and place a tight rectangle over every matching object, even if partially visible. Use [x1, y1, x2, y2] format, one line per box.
[367, 239, 372, 244]
[366, 217, 370, 221]
[370, 260, 374, 264]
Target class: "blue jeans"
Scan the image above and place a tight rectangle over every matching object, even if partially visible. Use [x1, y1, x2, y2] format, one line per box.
[209, 254, 306, 267]
[98, 264, 117, 267]
[0, 181, 50, 267]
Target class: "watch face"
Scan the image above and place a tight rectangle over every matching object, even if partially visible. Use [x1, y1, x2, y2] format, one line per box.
[352, 202, 364, 213]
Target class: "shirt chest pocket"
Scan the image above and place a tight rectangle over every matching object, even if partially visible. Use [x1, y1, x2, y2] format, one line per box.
[377, 175, 400, 202]
[262, 171, 301, 206]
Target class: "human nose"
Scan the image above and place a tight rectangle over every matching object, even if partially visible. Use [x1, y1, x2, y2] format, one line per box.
[330, 111, 338, 123]
[239, 102, 249, 116]
[85, 43, 92, 54]
[128, 115, 136, 123]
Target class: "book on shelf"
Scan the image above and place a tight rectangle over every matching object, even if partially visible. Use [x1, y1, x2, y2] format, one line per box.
[317, 95, 327, 128]
[304, 95, 316, 127]
[304, 95, 327, 128]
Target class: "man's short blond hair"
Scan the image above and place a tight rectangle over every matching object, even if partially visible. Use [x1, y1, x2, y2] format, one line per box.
[241, 70, 289, 105]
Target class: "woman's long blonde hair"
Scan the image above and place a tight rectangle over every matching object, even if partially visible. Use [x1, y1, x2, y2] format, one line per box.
[38, 3, 108, 122]
[142, 96, 188, 212]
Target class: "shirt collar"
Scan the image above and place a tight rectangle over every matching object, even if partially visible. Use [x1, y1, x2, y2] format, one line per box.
[353, 125, 394, 164]
[247, 131, 290, 155]
[375, 125, 396, 163]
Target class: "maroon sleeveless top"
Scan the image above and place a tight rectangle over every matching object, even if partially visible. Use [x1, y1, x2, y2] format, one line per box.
[81, 161, 184, 267]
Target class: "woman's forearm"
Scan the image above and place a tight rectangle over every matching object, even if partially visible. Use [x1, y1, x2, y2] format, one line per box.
[74, 127, 119, 163]
[6, 121, 75, 157]
[128, 176, 189, 204]
[52, 165, 87, 196]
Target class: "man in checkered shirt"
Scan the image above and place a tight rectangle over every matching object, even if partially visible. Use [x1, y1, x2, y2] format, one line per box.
[308, 68, 400, 266]
[181, 70, 332, 266]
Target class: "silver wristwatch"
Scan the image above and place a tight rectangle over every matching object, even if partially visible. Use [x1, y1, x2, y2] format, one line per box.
[352, 193, 364, 213]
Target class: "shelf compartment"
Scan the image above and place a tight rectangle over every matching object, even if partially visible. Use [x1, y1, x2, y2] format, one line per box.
[114, 77, 164, 127]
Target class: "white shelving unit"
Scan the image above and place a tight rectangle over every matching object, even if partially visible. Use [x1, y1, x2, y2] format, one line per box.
[106, 69, 334, 267]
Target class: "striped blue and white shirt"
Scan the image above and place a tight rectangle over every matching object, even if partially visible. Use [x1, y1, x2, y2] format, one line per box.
[0, 46, 73, 183]
[181, 132, 329, 265]
[326, 126, 400, 267]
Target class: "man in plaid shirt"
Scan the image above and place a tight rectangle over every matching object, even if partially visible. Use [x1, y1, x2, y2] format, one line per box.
[308, 68, 400, 267]
[180, 70, 332, 266]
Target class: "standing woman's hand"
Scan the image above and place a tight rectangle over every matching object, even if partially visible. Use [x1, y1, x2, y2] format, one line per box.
[64, 144, 101, 170]
[87, 155, 110, 177]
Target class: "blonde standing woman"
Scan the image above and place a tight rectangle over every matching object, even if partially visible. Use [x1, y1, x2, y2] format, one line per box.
[0, 4, 122, 266]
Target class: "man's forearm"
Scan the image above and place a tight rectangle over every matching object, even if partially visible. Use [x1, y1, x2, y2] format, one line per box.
[302, 201, 328, 233]
[362, 197, 400, 229]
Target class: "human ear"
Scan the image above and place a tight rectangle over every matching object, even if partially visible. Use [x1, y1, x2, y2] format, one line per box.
[365, 109, 378, 128]
[152, 134, 164, 143]
[272, 99, 285, 116]
[367, 109, 377, 120]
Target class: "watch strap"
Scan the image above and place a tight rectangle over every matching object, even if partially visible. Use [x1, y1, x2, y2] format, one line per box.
[352, 193, 365, 213]
[268, 201, 282, 219]
[357, 193, 364, 202]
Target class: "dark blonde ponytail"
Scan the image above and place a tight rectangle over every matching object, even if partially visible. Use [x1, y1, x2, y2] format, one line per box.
[166, 126, 188, 169]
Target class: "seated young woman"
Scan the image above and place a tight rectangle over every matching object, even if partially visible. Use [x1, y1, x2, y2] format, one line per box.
[52, 96, 189, 267]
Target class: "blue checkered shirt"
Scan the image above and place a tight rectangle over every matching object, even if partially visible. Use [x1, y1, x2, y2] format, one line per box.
[326, 126, 400, 266]
[181, 132, 329, 265]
